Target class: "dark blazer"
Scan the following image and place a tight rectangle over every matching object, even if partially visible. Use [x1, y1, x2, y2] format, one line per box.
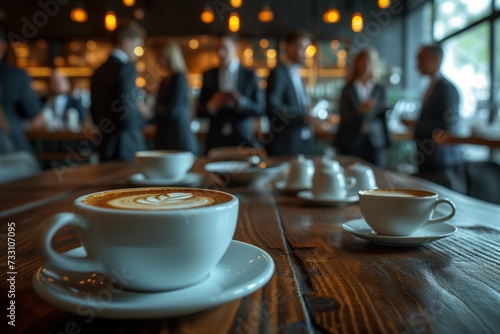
[153, 72, 198, 155]
[414, 76, 462, 170]
[0, 61, 41, 152]
[90, 55, 147, 162]
[197, 65, 264, 152]
[265, 63, 310, 156]
[334, 82, 389, 156]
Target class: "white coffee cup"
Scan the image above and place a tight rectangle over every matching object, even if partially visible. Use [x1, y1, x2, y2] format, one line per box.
[358, 188, 456, 236]
[38, 187, 238, 291]
[136, 150, 195, 181]
[312, 157, 356, 199]
[286, 155, 314, 189]
[345, 163, 377, 196]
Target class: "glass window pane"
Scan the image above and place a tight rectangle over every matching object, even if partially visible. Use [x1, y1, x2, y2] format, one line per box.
[434, 0, 492, 40]
[494, 19, 500, 122]
[442, 22, 491, 119]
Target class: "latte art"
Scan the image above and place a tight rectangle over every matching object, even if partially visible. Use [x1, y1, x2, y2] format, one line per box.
[82, 188, 233, 210]
[108, 192, 214, 210]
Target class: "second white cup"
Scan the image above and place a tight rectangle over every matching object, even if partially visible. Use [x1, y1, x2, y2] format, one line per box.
[136, 150, 195, 181]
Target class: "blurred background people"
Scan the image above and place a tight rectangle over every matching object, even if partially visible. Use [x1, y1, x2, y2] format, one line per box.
[197, 33, 264, 153]
[153, 40, 199, 155]
[405, 44, 464, 192]
[32, 70, 85, 131]
[90, 20, 152, 162]
[0, 26, 41, 153]
[334, 48, 389, 166]
[265, 30, 313, 156]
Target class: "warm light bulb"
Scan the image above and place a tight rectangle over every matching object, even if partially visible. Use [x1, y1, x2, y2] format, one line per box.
[70, 7, 87, 23]
[189, 39, 199, 50]
[323, 8, 340, 23]
[352, 12, 363, 32]
[259, 38, 269, 48]
[123, 0, 135, 7]
[105, 11, 117, 31]
[228, 12, 240, 32]
[305, 45, 316, 58]
[258, 5, 274, 22]
[201, 7, 215, 23]
[136, 77, 146, 88]
[266, 49, 276, 59]
[133, 46, 144, 57]
[230, 0, 242, 8]
[378, 0, 390, 9]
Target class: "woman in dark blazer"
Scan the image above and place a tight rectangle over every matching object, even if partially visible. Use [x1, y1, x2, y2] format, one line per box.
[334, 48, 389, 166]
[153, 41, 199, 155]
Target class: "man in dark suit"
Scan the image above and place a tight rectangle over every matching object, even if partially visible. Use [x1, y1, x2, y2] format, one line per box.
[0, 27, 41, 153]
[197, 33, 264, 153]
[91, 21, 151, 162]
[33, 71, 86, 130]
[409, 44, 464, 191]
[265, 30, 313, 156]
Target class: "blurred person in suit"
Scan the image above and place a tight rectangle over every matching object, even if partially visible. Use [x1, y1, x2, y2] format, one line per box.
[334, 48, 390, 166]
[265, 30, 313, 156]
[0, 26, 41, 153]
[32, 70, 85, 130]
[90, 20, 152, 162]
[153, 41, 198, 155]
[197, 33, 264, 153]
[404, 44, 464, 192]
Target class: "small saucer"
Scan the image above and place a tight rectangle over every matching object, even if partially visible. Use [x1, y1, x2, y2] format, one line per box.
[204, 161, 286, 185]
[297, 191, 359, 207]
[274, 180, 309, 195]
[127, 173, 204, 187]
[342, 218, 457, 246]
[32, 241, 274, 319]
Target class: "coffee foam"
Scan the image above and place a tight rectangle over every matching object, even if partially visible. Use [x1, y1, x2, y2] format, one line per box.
[361, 189, 435, 198]
[83, 188, 232, 210]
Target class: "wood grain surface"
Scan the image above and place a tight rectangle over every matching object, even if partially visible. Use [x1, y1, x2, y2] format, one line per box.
[1, 157, 499, 334]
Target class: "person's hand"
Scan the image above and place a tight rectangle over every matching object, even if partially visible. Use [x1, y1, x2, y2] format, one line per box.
[207, 92, 229, 113]
[138, 101, 154, 120]
[359, 99, 375, 115]
[225, 91, 240, 108]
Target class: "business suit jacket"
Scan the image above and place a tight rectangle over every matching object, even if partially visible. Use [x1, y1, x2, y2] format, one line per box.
[153, 72, 199, 155]
[0, 61, 41, 152]
[414, 76, 462, 170]
[90, 55, 147, 162]
[197, 65, 264, 152]
[334, 82, 389, 158]
[265, 63, 310, 156]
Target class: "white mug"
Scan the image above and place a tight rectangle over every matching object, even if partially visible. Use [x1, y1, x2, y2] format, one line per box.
[312, 157, 356, 199]
[38, 187, 238, 291]
[136, 150, 195, 180]
[286, 155, 314, 189]
[345, 163, 377, 196]
[359, 188, 456, 236]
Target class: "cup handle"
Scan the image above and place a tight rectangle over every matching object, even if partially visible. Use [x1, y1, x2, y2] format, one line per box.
[38, 213, 102, 273]
[427, 198, 456, 224]
[345, 176, 357, 190]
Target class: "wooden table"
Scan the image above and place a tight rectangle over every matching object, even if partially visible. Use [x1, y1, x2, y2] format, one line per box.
[1, 157, 499, 333]
[433, 130, 500, 149]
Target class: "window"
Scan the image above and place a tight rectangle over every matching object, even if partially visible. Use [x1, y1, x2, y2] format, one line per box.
[434, 0, 492, 40]
[442, 22, 491, 118]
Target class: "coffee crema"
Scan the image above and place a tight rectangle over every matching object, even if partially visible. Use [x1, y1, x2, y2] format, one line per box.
[83, 188, 232, 210]
[359, 189, 436, 198]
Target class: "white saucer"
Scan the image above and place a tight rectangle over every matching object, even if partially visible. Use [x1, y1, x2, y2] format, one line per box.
[204, 161, 286, 185]
[342, 218, 458, 246]
[32, 241, 274, 319]
[297, 190, 359, 207]
[127, 172, 204, 187]
[274, 180, 309, 195]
